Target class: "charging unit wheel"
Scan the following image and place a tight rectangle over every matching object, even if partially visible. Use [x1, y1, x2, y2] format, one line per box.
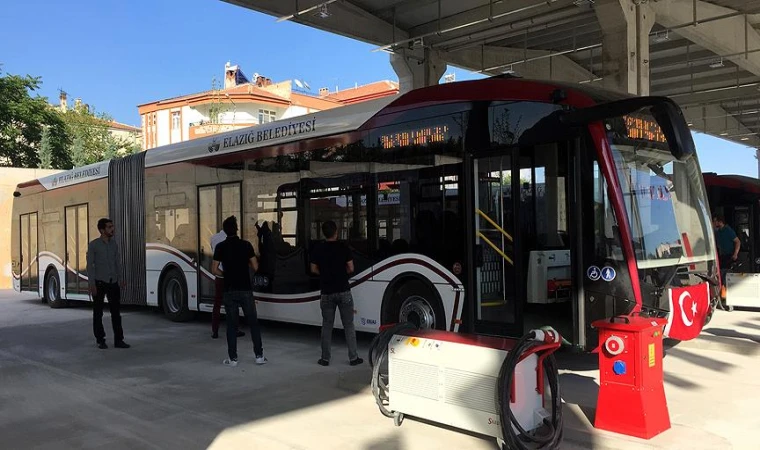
[393, 412, 404, 427]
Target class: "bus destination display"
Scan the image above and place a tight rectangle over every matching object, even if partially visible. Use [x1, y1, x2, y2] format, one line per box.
[380, 125, 450, 149]
[624, 115, 666, 143]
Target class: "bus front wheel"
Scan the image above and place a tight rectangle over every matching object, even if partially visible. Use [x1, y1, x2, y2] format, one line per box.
[160, 269, 193, 322]
[384, 278, 445, 331]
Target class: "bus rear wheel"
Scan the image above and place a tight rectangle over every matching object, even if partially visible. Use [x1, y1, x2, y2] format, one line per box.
[160, 269, 193, 322]
[385, 279, 445, 331]
[44, 269, 66, 309]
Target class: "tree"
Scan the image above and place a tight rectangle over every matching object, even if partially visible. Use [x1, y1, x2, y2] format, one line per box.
[0, 69, 71, 168]
[60, 104, 116, 166]
[102, 137, 119, 162]
[125, 141, 141, 155]
[38, 127, 53, 169]
[70, 134, 87, 168]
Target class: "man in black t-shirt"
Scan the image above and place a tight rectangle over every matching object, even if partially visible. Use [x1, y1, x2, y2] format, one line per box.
[212, 216, 267, 367]
[309, 220, 363, 367]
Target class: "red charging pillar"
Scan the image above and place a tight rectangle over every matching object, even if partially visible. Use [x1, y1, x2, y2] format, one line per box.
[591, 315, 670, 439]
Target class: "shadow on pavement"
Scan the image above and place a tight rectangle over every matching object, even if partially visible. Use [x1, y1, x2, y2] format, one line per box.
[703, 327, 760, 344]
[365, 434, 405, 450]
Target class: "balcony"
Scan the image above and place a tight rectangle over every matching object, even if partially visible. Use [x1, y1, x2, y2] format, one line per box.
[188, 122, 256, 140]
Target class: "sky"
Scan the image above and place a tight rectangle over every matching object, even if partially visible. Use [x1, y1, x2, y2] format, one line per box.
[0, 0, 757, 178]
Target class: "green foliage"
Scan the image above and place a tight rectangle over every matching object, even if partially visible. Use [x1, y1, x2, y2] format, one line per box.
[0, 69, 71, 168]
[60, 105, 129, 166]
[70, 134, 87, 168]
[38, 127, 53, 169]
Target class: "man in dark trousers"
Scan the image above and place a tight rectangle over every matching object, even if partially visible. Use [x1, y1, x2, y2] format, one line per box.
[210, 228, 244, 340]
[212, 216, 267, 367]
[310, 220, 363, 367]
[87, 218, 130, 349]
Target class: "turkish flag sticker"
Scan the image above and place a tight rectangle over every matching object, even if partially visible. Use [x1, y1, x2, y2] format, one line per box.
[664, 282, 710, 341]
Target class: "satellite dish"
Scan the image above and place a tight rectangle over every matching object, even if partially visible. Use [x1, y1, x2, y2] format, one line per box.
[303, 81, 311, 90]
[294, 79, 304, 88]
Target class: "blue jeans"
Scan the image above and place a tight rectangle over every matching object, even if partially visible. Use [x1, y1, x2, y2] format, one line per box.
[223, 291, 263, 360]
[320, 291, 359, 362]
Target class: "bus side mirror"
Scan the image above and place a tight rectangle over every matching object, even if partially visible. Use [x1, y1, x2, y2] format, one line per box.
[559, 96, 696, 161]
[649, 100, 695, 160]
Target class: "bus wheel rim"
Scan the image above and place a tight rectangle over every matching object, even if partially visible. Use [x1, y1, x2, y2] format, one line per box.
[165, 279, 183, 313]
[48, 275, 58, 300]
[399, 295, 435, 329]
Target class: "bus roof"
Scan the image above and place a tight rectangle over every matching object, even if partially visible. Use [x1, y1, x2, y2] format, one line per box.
[704, 173, 760, 195]
[31, 95, 397, 191]
[27, 77, 629, 192]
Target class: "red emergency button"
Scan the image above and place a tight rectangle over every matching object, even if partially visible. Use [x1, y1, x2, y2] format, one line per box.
[604, 335, 625, 356]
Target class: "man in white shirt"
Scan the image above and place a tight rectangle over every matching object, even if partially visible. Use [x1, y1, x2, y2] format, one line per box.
[210, 229, 244, 339]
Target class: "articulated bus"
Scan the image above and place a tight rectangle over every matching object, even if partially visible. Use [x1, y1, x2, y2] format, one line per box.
[11, 77, 719, 350]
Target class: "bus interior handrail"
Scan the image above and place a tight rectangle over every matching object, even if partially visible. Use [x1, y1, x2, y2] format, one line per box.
[477, 209, 513, 242]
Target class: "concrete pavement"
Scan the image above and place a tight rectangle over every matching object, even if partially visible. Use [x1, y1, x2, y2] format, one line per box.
[0, 290, 758, 449]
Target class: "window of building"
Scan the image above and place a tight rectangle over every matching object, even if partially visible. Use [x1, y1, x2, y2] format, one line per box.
[171, 111, 180, 130]
[259, 109, 276, 124]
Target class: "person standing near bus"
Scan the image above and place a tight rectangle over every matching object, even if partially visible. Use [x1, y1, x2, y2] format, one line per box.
[713, 214, 741, 283]
[210, 228, 244, 340]
[310, 220, 363, 367]
[87, 218, 130, 350]
[212, 216, 267, 367]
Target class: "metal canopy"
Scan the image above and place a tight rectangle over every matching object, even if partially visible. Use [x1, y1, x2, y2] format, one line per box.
[224, 0, 760, 149]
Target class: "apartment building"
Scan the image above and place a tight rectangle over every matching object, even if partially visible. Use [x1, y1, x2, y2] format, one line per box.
[137, 62, 399, 150]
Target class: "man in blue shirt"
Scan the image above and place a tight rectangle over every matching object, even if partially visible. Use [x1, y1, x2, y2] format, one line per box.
[713, 214, 740, 284]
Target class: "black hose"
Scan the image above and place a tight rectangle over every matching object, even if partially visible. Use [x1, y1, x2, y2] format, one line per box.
[368, 322, 419, 418]
[497, 331, 563, 450]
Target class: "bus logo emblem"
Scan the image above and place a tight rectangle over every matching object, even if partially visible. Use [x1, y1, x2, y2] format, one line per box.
[208, 139, 220, 153]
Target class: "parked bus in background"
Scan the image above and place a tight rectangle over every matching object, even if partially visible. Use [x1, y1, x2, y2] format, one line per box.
[11, 76, 719, 350]
[703, 172, 760, 309]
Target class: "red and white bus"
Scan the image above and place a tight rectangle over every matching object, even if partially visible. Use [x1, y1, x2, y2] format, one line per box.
[11, 77, 719, 349]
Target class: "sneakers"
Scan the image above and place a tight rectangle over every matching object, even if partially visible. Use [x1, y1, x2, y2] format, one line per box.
[224, 357, 266, 366]
[223, 358, 238, 367]
[319, 358, 362, 366]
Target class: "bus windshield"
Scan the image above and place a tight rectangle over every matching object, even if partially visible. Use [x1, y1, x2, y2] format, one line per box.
[606, 112, 715, 270]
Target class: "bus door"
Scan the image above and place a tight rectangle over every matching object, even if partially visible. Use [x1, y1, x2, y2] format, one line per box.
[64, 205, 89, 295]
[19, 212, 39, 292]
[197, 182, 241, 305]
[516, 143, 575, 340]
[469, 152, 522, 336]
